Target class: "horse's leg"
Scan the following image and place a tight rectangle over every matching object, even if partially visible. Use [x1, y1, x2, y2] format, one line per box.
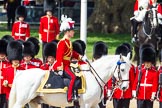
[28, 100, 39, 108]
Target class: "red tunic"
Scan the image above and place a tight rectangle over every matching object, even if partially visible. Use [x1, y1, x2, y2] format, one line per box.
[134, 0, 152, 11]
[30, 58, 43, 68]
[53, 38, 80, 70]
[12, 21, 30, 41]
[107, 64, 135, 99]
[20, 60, 38, 69]
[0, 60, 10, 94]
[157, 66, 162, 102]
[39, 15, 60, 42]
[132, 65, 158, 100]
[2, 65, 25, 99]
[40, 63, 53, 70]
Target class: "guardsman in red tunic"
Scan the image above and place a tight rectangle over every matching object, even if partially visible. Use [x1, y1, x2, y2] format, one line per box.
[132, 44, 158, 108]
[131, 0, 152, 42]
[26, 37, 43, 68]
[92, 41, 108, 108]
[107, 44, 135, 108]
[40, 41, 57, 71]
[157, 65, 162, 108]
[39, 0, 60, 63]
[12, 6, 30, 41]
[53, 15, 84, 102]
[2, 40, 24, 104]
[21, 41, 37, 69]
[0, 40, 10, 108]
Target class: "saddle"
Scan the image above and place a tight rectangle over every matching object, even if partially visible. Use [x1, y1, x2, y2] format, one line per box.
[37, 62, 86, 94]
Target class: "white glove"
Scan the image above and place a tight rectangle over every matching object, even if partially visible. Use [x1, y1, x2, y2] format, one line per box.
[132, 90, 136, 98]
[3, 80, 8, 87]
[151, 92, 156, 101]
[107, 90, 112, 97]
[81, 55, 88, 62]
[58, 71, 63, 76]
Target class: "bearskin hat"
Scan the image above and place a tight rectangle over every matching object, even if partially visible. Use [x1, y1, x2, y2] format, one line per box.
[60, 15, 75, 32]
[7, 40, 23, 61]
[27, 37, 40, 56]
[73, 40, 86, 56]
[0, 39, 8, 55]
[43, 0, 56, 13]
[140, 44, 156, 63]
[122, 43, 133, 59]
[115, 44, 129, 56]
[22, 41, 35, 57]
[16, 5, 27, 19]
[93, 41, 108, 60]
[73, 41, 83, 56]
[1, 35, 14, 43]
[44, 42, 57, 58]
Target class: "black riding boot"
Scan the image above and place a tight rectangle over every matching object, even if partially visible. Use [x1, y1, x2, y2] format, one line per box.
[131, 19, 139, 42]
[0, 94, 6, 108]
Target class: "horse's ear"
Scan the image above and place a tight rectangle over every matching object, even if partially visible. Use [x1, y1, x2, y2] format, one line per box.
[126, 52, 131, 60]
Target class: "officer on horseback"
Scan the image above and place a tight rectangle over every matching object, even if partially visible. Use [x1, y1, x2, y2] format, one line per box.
[131, 0, 152, 43]
[52, 15, 86, 103]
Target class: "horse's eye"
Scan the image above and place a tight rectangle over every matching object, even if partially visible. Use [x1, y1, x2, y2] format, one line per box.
[121, 69, 124, 72]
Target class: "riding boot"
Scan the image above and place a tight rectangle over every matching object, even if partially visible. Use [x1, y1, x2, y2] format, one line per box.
[41, 103, 49, 108]
[0, 94, 6, 108]
[131, 18, 139, 42]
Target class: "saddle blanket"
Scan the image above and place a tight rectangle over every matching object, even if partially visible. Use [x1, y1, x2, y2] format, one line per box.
[37, 70, 86, 94]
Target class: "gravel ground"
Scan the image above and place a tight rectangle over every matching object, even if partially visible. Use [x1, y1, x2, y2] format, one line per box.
[106, 99, 159, 108]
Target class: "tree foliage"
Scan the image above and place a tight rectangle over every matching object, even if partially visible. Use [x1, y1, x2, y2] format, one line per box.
[87, 0, 135, 33]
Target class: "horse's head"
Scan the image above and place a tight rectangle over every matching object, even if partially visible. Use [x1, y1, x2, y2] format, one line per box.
[144, 8, 158, 29]
[113, 54, 131, 91]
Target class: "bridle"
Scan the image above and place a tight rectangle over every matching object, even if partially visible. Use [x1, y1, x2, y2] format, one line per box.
[143, 8, 158, 38]
[113, 55, 129, 85]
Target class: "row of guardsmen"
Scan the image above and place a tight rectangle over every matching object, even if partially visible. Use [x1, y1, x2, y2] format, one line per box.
[92, 42, 162, 108]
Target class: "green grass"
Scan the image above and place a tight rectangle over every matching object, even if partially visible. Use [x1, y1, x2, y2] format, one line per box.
[0, 29, 132, 60]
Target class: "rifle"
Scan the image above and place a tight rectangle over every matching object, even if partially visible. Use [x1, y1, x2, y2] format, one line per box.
[136, 66, 142, 97]
[157, 73, 162, 99]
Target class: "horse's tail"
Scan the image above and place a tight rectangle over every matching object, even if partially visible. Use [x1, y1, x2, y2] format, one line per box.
[8, 79, 16, 108]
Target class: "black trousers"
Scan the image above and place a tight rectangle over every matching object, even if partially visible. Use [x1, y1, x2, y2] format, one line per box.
[113, 98, 130, 108]
[0, 94, 7, 108]
[137, 99, 153, 108]
[159, 102, 162, 108]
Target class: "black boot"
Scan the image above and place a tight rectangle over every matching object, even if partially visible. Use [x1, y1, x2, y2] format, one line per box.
[131, 19, 140, 43]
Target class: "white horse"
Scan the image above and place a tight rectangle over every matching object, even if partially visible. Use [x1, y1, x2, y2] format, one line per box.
[9, 54, 131, 108]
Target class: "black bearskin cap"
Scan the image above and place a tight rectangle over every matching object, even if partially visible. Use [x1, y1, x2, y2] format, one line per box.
[7, 40, 23, 61]
[73, 40, 86, 56]
[140, 44, 156, 63]
[0, 39, 8, 55]
[1, 35, 14, 43]
[43, 0, 56, 13]
[122, 42, 133, 59]
[115, 45, 129, 56]
[44, 42, 57, 58]
[16, 5, 27, 19]
[23, 41, 35, 57]
[93, 41, 108, 59]
[27, 37, 40, 56]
